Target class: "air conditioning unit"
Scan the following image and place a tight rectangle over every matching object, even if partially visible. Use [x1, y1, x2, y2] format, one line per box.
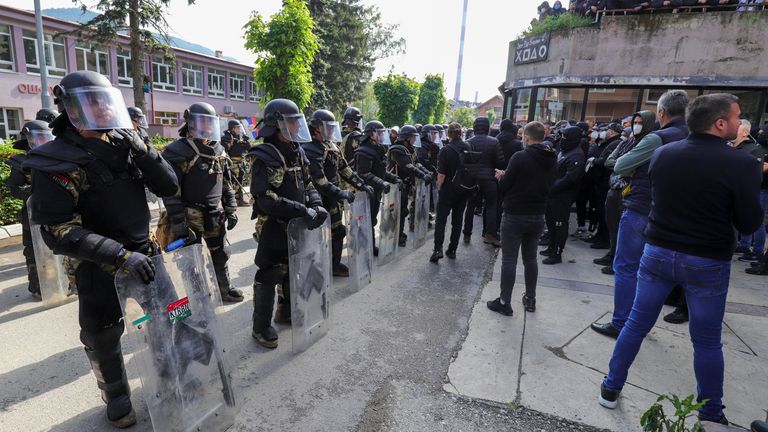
[223, 105, 234, 114]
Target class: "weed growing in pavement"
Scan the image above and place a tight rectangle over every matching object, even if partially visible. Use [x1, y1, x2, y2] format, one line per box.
[640, 394, 706, 432]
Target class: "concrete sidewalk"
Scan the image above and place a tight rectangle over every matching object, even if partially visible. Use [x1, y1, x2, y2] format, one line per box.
[446, 233, 768, 431]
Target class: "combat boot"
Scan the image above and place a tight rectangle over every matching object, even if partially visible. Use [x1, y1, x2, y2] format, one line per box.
[333, 263, 350, 277]
[445, 247, 457, 259]
[430, 250, 443, 263]
[252, 326, 278, 349]
[220, 288, 244, 303]
[274, 298, 292, 325]
[398, 233, 408, 247]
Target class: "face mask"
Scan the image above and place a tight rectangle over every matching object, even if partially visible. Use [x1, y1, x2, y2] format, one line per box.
[599, 131, 607, 140]
[633, 124, 643, 136]
[590, 131, 599, 139]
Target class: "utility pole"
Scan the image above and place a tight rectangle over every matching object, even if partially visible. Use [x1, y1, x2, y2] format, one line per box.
[453, 0, 469, 102]
[34, 0, 52, 109]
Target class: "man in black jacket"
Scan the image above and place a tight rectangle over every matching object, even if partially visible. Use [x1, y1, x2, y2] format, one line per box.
[488, 122, 557, 316]
[462, 117, 505, 246]
[388, 125, 432, 247]
[541, 126, 585, 264]
[586, 123, 623, 249]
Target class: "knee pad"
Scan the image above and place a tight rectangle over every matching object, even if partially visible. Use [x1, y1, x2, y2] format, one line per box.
[80, 322, 124, 353]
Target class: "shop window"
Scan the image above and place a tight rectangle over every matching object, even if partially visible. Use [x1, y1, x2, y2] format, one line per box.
[0, 107, 22, 140]
[152, 57, 176, 92]
[533, 88, 585, 123]
[702, 89, 764, 126]
[0, 24, 14, 71]
[22, 30, 66, 76]
[513, 88, 532, 123]
[182, 63, 203, 95]
[75, 42, 110, 78]
[584, 88, 640, 124]
[640, 89, 699, 114]
[154, 111, 178, 126]
[230, 73, 245, 101]
[208, 68, 225, 98]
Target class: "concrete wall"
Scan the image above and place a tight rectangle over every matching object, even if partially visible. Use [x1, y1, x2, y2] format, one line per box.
[504, 11, 768, 90]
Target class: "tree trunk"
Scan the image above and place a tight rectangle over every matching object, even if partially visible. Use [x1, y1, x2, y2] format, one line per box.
[128, 0, 145, 111]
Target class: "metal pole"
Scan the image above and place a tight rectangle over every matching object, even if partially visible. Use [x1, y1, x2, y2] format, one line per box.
[453, 0, 469, 102]
[34, 0, 52, 109]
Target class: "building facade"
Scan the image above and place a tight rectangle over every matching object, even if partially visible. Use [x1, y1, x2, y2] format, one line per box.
[0, 5, 263, 140]
[502, 11, 768, 129]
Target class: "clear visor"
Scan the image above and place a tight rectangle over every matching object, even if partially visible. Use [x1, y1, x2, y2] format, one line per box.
[187, 113, 221, 141]
[379, 129, 392, 146]
[29, 130, 54, 148]
[431, 131, 441, 143]
[412, 134, 422, 148]
[63, 86, 133, 131]
[279, 114, 312, 143]
[440, 131, 447, 140]
[322, 121, 342, 143]
[358, 118, 364, 131]
[240, 120, 252, 137]
[135, 115, 149, 129]
[231, 124, 245, 136]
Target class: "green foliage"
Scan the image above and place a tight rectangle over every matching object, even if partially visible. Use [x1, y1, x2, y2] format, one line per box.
[307, 0, 404, 114]
[347, 81, 379, 122]
[151, 134, 174, 149]
[446, 107, 478, 128]
[412, 74, 447, 126]
[518, 13, 594, 39]
[244, 0, 319, 110]
[372, 73, 421, 127]
[487, 108, 497, 126]
[640, 394, 706, 432]
[0, 139, 23, 225]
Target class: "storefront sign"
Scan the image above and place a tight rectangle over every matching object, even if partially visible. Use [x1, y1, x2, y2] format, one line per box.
[514, 34, 550, 66]
[16, 83, 54, 94]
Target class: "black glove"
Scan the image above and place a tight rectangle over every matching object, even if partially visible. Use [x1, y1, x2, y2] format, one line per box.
[382, 182, 391, 194]
[363, 185, 375, 197]
[341, 190, 355, 203]
[424, 174, 433, 183]
[225, 212, 238, 230]
[116, 249, 155, 284]
[171, 219, 189, 239]
[304, 206, 328, 230]
[112, 129, 148, 157]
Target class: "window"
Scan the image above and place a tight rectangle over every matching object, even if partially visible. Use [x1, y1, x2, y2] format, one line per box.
[0, 107, 22, 140]
[22, 30, 66, 76]
[208, 68, 225, 98]
[0, 25, 14, 71]
[154, 111, 178, 126]
[512, 88, 532, 123]
[583, 88, 640, 123]
[152, 57, 176, 92]
[640, 89, 699, 113]
[117, 48, 132, 86]
[250, 80, 264, 102]
[75, 42, 110, 78]
[230, 73, 245, 101]
[702, 89, 765, 125]
[533, 88, 585, 123]
[181, 63, 203, 95]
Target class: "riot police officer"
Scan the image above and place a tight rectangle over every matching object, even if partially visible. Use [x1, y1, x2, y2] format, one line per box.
[250, 98, 328, 349]
[220, 119, 252, 206]
[418, 124, 440, 214]
[355, 120, 402, 255]
[5, 120, 54, 299]
[340, 106, 363, 165]
[302, 109, 373, 276]
[23, 70, 179, 428]
[127, 107, 150, 145]
[389, 125, 432, 247]
[161, 103, 244, 303]
[35, 107, 59, 124]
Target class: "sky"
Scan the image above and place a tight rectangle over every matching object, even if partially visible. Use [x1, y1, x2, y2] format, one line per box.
[1, 0, 542, 103]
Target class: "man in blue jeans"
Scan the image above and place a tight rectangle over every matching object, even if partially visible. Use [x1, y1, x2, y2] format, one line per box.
[591, 90, 690, 338]
[598, 93, 764, 425]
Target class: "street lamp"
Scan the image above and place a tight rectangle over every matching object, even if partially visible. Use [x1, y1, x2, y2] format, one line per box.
[34, 0, 52, 109]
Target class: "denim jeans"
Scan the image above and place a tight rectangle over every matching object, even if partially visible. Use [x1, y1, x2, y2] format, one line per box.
[500, 213, 545, 303]
[604, 244, 731, 422]
[739, 189, 768, 254]
[611, 209, 649, 330]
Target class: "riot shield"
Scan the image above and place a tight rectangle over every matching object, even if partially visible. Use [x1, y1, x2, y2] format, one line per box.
[347, 192, 373, 291]
[431, 181, 438, 217]
[377, 187, 401, 265]
[287, 218, 332, 353]
[413, 178, 429, 249]
[114, 244, 237, 432]
[26, 200, 73, 308]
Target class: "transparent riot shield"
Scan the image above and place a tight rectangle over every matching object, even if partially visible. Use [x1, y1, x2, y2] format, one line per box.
[287, 218, 332, 353]
[377, 186, 401, 265]
[114, 244, 237, 432]
[347, 192, 373, 292]
[413, 178, 429, 249]
[26, 200, 73, 308]
[431, 181, 438, 217]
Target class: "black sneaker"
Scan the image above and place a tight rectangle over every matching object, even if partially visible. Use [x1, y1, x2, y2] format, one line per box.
[539, 248, 555, 257]
[750, 420, 768, 432]
[601, 266, 615, 275]
[487, 297, 513, 316]
[430, 250, 443, 263]
[593, 254, 613, 266]
[663, 306, 689, 324]
[591, 322, 620, 339]
[739, 252, 761, 262]
[252, 326, 278, 349]
[734, 245, 751, 254]
[522, 295, 536, 312]
[598, 382, 620, 409]
[746, 263, 768, 275]
[107, 395, 137, 429]
[542, 254, 562, 265]
[445, 248, 457, 259]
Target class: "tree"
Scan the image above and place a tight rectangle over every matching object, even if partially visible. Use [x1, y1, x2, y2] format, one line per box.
[307, 0, 404, 114]
[486, 108, 497, 126]
[412, 74, 447, 125]
[372, 73, 420, 127]
[70, 0, 196, 111]
[347, 81, 378, 122]
[244, 0, 319, 110]
[446, 107, 478, 128]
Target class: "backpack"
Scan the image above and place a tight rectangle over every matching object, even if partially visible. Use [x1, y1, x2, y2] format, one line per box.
[446, 143, 480, 196]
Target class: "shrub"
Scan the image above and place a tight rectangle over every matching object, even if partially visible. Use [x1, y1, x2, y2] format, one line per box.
[0, 138, 24, 225]
[518, 13, 594, 39]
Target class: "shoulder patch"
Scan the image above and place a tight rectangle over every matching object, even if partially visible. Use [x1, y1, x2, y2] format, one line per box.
[50, 173, 73, 189]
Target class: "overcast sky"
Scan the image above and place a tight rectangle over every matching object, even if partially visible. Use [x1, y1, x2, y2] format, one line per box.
[2, 0, 541, 103]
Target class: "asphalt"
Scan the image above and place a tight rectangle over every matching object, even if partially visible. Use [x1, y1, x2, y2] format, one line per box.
[0, 206, 611, 432]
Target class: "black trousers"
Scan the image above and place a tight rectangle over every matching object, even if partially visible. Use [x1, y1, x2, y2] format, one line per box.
[433, 188, 468, 252]
[576, 176, 594, 228]
[605, 189, 624, 258]
[463, 179, 498, 237]
[593, 183, 610, 243]
[253, 218, 290, 332]
[399, 183, 411, 238]
[546, 194, 574, 255]
[500, 213, 545, 302]
[20, 206, 40, 294]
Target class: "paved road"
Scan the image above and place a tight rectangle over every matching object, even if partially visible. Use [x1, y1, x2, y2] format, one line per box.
[0, 207, 606, 431]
